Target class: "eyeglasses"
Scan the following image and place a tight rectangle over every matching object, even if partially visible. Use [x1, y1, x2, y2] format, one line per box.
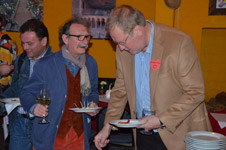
[116, 29, 133, 46]
[68, 34, 92, 41]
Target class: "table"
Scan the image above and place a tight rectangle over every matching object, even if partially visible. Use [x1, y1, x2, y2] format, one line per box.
[0, 98, 20, 140]
[91, 95, 109, 131]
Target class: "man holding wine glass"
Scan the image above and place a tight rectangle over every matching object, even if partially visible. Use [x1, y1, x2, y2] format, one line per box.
[0, 19, 52, 150]
[20, 17, 99, 150]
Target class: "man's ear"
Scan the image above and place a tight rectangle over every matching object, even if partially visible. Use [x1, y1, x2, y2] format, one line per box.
[41, 37, 48, 46]
[133, 25, 142, 37]
[62, 34, 69, 45]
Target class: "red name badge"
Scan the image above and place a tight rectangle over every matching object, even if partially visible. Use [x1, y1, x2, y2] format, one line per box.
[150, 60, 161, 71]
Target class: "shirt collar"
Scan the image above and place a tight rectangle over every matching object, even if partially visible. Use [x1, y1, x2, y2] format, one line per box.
[29, 48, 48, 61]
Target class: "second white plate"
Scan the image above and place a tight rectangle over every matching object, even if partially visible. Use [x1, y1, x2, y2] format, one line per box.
[0, 97, 20, 103]
[186, 131, 226, 141]
[110, 119, 144, 128]
[68, 107, 102, 113]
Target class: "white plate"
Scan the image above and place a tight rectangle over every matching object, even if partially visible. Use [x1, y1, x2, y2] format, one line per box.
[110, 119, 144, 128]
[0, 97, 20, 103]
[68, 107, 102, 113]
[186, 131, 226, 141]
[185, 138, 226, 144]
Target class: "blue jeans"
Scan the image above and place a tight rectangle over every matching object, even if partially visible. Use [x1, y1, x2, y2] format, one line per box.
[9, 109, 33, 150]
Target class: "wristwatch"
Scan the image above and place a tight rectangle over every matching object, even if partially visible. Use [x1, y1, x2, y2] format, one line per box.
[160, 120, 166, 129]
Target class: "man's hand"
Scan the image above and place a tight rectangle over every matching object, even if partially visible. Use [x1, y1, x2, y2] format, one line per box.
[86, 101, 100, 116]
[33, 104, 48, 117]
[137, 115, 161, 130]
[94, 123, 111, 150]
[0, 62, 14, 76]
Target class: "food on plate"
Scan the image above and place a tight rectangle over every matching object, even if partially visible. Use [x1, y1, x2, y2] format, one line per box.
[118, 119, 130, 124]
[81, 106, 95, 109]
[11, 99, 18, 101]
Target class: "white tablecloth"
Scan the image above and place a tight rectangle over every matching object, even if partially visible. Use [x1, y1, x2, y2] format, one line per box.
[0, 98, 20, 140]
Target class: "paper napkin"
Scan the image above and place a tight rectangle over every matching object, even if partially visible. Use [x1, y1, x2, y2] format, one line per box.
[210, 113, 226, 129]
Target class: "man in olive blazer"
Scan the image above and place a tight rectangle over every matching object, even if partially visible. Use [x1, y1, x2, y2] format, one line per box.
[95, 5, 212, 150]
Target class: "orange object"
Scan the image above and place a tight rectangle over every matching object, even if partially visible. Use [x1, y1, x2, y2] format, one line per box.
[32, 128, 84, 150]
[118, 119, 130, 124]
[54, 127, 84, 150]
[56, 68, 84, 138]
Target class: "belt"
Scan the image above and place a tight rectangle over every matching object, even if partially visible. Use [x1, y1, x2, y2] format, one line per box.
[137, 129, 158, 135]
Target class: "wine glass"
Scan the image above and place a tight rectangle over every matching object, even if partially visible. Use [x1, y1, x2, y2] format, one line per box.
[140, 108, 156, 135]
[36, 89, 51, 124]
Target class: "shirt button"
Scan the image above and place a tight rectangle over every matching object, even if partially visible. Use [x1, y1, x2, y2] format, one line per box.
[56, 125, 58, 129]
[65, 94, 67, 98]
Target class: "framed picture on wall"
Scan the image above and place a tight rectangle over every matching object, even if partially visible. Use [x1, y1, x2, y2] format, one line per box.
[72, 0, 116, 39]
[0, 0, 43, 32]
[209, 0, 226, 15]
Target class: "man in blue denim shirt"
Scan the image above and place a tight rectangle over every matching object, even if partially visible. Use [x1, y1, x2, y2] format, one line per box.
[0, 19, 52, 150]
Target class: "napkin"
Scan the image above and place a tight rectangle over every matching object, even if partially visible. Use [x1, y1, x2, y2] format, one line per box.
[5, 102, 20, 115]
[210, 113, 226, 129]
[3, 116, 8, 140]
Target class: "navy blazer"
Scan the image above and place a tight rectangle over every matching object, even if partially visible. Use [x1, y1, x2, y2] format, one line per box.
[20, 50, 98, 150]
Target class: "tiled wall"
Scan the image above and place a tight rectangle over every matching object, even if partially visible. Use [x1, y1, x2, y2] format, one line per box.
[200, 28, 226, 101]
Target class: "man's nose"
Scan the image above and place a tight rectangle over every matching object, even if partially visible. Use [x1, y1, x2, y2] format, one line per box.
[23, 44, 29, 50]
[118, 44, 126, 51]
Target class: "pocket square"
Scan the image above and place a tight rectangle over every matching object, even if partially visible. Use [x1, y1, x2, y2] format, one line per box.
[150, 60, 161, 71]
